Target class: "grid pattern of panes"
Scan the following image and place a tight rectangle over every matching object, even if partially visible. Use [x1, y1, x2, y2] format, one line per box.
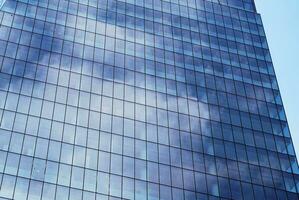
[0, 0, 298, 199]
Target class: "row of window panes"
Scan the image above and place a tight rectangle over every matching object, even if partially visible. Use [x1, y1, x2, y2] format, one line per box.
[0, 104, 295, 163]
[15, 0, 260, 26]
[0, 11, 269, 73]
[0, 10, 272, 75]
[0, 108, 295, 159]
[0, 149, 298, 196]
[3, 172, 297, 200]
[0, 77, 289, 142]
[0, 104, 290, 154]
[0, 79, 287, 130]
[0, 78, 288, 143]
[0, 56, 285, 120]
[1, 2, 266, 51]
[0, 82, 291, 151]
[0, 36, 276, 91]
[0, 38, 278, 94]
[3, 0, 265, 48]
[0, 43, 281, 106]
[0, 121, 297, 174]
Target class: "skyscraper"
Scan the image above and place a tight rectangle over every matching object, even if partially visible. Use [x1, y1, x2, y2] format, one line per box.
[0, 0, 298, 199]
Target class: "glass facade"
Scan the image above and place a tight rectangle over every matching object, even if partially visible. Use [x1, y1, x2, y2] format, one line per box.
[0, 0, 298, 199]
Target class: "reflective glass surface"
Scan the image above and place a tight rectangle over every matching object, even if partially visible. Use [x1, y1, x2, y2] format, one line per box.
[0, 0, 298, 199]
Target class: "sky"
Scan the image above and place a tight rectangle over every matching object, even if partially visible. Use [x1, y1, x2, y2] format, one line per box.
[254, 0, 299, 157]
